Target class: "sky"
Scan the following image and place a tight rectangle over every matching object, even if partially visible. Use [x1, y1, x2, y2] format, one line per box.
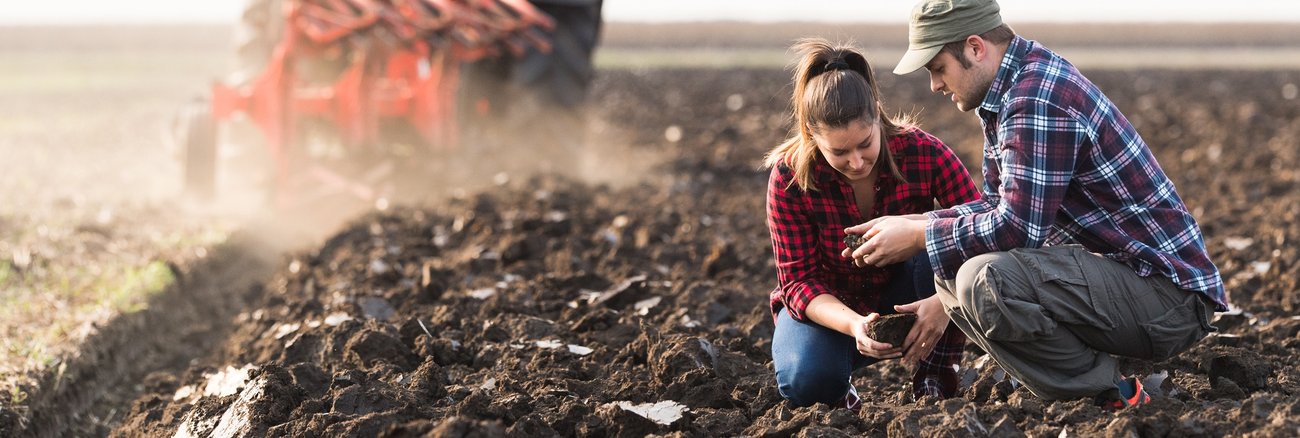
[4, 0, 1299, 25]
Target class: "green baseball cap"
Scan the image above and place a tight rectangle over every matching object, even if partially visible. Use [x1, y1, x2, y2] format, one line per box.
[893, 0, 1004, 75]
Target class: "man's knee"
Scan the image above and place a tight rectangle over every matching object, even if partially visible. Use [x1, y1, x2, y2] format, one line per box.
[952, 252, 1018, 311]
[774, 356, 846, 407]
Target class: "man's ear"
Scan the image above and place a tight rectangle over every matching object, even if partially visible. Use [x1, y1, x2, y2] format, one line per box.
[966, 35, 988, 63]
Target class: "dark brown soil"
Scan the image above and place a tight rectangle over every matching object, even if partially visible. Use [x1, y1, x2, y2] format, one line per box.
[843, 233, 866, 253]
[868, 314, 917, 348]
[80, 67, 1300, 437]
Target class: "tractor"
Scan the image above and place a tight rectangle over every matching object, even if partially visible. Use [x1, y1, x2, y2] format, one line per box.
[179, 0, 603, 207]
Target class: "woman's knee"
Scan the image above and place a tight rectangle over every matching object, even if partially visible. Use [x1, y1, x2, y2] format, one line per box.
[774, 356, 848, 406]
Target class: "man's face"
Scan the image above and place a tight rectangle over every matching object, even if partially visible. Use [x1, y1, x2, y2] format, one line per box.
[924, 48, 993, 112]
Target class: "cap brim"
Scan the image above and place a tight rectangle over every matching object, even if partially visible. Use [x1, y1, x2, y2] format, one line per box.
[892, 45, 943, 75]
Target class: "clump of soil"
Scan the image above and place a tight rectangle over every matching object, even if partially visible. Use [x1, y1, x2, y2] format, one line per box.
[844, 233, 866, 252]
[867, 314, 916, 347]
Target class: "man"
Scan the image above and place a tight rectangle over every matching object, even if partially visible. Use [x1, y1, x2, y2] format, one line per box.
[842, 0, 1226, 408]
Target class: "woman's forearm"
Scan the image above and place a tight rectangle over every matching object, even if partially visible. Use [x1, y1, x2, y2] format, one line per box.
[804, 294, 865, 336]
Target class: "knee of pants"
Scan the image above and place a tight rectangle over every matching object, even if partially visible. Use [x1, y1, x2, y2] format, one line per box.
[774, 355, 847, 407]
[954, 252, 1018, 313]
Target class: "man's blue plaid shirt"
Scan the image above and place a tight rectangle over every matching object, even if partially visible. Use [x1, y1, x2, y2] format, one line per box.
[925, 36, 1227, 311]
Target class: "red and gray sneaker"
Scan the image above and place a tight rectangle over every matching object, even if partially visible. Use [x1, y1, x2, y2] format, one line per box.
[1096, 376, 1151, 410]
[838, 384, 862, 411]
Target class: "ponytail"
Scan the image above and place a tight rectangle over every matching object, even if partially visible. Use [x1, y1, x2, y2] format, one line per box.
[763, 38, 913, 191]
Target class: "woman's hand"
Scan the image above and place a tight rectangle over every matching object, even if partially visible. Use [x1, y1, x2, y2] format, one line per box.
[851, 313, 903, 359]
[894, 295, 949, 366]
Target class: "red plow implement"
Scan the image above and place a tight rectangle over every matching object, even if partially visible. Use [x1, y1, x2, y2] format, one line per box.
[188, 0, 574, 207]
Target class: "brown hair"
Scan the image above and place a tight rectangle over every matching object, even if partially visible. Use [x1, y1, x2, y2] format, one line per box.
[938, 24, 1016, 69]
[763, 38, 912, 191]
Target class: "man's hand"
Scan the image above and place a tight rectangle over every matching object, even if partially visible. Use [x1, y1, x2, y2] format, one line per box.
[894, 295, 949, 367]
[851, 313, 903, 359]
[842, 215, 928, 267]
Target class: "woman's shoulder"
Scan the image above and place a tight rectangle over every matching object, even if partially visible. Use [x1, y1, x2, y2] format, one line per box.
[767, 162, 796, 187]
[767, 161, 827, 196]
[769, 161, 793, 176]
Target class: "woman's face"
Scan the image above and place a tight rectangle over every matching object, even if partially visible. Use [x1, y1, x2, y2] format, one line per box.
[811, 119, 882, 183]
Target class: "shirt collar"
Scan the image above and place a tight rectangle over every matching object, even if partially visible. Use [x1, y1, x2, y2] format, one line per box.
[978, 35, 1031, 115]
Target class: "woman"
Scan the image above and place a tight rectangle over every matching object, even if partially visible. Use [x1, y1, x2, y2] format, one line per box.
[764, 38, 979, 409]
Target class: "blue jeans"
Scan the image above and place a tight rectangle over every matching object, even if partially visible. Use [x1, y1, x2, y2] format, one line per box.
[771, 253, 936, 406]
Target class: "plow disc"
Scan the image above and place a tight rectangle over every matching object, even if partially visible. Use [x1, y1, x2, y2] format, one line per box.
[196, 0, 590, 208]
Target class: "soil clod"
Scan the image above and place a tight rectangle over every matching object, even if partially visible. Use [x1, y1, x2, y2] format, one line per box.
[867, 313, 916, 347]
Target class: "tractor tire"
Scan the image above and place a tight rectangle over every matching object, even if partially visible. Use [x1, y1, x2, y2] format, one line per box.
[516, 1, 604, 110]
[181, 97, 218, 201]
[459, 1, 603, 127]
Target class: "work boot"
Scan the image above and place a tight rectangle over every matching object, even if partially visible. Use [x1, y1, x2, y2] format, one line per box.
[1095, 376, 1150, 410]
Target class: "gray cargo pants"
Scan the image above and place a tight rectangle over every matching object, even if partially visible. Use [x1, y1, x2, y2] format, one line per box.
[935, 245, 1216, 400]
